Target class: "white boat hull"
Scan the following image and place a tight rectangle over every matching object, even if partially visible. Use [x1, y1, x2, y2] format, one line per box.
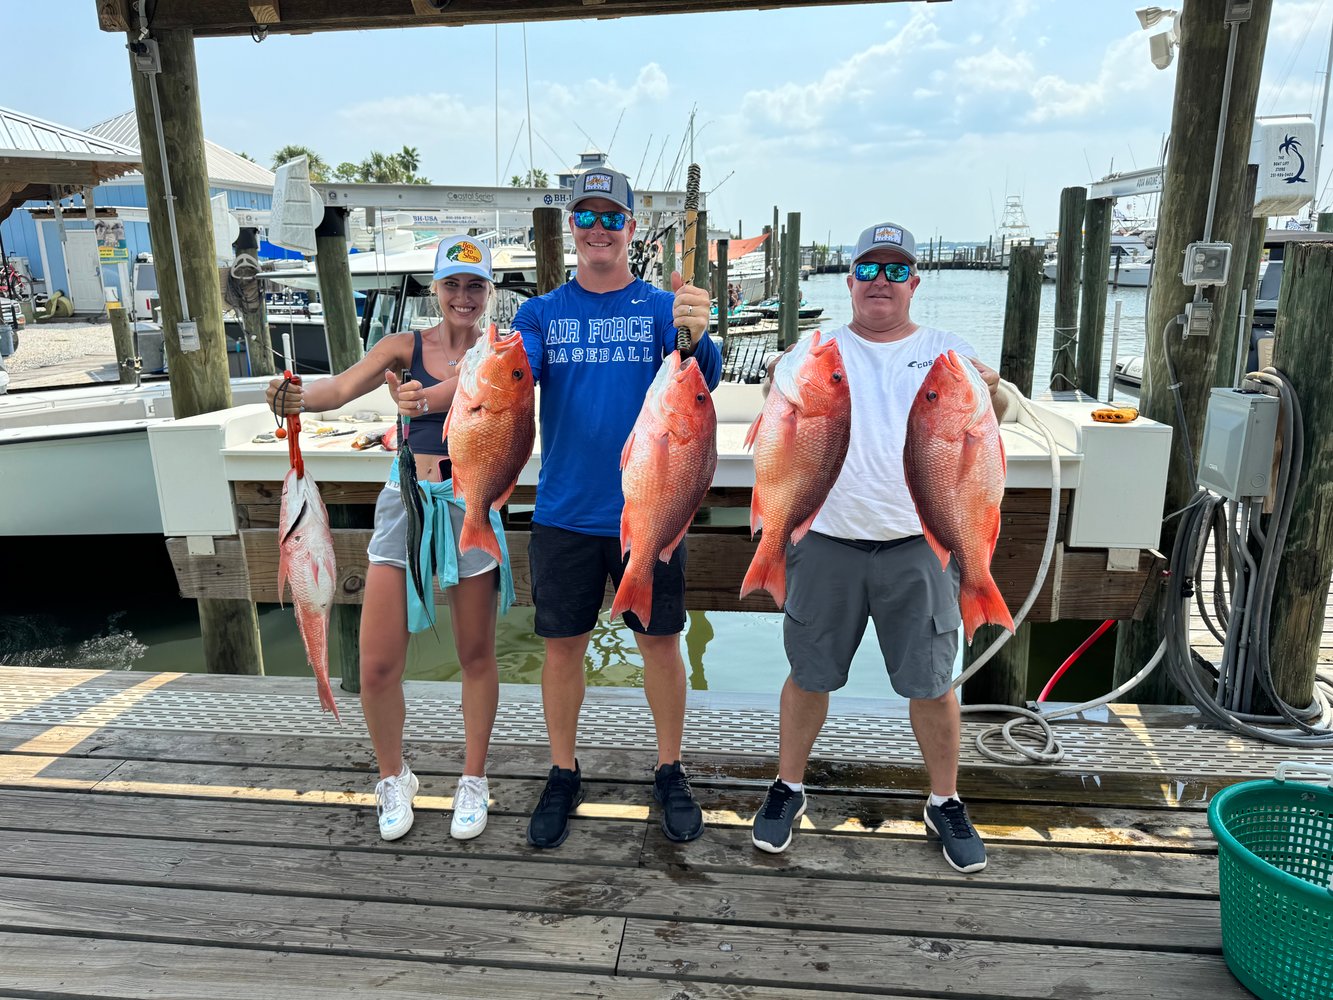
[1043, 261, 1152, 287]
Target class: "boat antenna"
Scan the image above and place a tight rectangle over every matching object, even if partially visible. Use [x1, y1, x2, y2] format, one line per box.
[522, 24, 535, 186]
[607, 108, 626, 156]
[495, 24, 500, 236]
[1312, 14, 1333, 216]
[502, 119, 525, 183]
[634, 132, 653, 186]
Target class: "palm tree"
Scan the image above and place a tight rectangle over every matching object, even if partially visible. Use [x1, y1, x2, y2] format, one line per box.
[509, 169, 550, 188]
[271, 144, 328, 182]
[397, 145, 421, 174]
[333, 161, 360, 182]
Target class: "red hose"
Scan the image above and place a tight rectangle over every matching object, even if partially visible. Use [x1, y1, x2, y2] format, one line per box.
[1037, 618, 1117, 703]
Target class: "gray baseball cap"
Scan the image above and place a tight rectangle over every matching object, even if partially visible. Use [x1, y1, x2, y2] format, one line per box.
[568, 167, 634, 214]
[852, 222, 917, 265]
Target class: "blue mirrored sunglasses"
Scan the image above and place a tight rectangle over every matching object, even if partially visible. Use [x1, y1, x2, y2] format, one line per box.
[572, 209, 628, 231]
[853, 261, 912, 283]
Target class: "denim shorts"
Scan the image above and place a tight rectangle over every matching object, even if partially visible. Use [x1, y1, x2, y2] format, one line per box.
[783, 531, 961, 698]
[527, 520, 686, 637]
[366, 482, 498, 579]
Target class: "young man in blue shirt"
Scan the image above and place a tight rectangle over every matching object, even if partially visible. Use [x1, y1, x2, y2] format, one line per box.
[512, 167, 721, 849]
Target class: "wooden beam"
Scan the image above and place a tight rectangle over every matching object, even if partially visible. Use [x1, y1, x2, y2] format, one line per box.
[247, 0, 280, 23]
[95, 1, 937, 37]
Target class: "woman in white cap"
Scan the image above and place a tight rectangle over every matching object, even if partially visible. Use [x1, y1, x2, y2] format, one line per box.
[266, 234, 506, 843]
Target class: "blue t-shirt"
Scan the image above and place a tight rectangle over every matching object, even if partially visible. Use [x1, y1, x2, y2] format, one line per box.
[513, 276, 722, 536]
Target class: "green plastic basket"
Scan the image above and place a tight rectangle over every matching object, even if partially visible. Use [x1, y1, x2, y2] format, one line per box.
[1208, 762, 1333, 1000]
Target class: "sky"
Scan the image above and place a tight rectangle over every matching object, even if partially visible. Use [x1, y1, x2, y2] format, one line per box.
[7, 0, 1333, 247]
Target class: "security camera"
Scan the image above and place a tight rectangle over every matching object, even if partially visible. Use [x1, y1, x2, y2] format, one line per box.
[1136, 6, 1169, 29]
[1149, 30, 1174, 70]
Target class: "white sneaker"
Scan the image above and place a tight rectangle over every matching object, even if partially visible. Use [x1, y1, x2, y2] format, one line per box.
[450, 775, 489, 840]
[375, 764, 419, 841]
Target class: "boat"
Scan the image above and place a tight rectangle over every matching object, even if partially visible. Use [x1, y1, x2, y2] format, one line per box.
[752, 298, 824, 324]
[1043, 237, 1154, 287]
[1113, 356, 1143, 388]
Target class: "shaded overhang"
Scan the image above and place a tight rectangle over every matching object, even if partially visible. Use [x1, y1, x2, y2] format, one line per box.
[95, 0, 947, 38]
[0, 150, 142, 225]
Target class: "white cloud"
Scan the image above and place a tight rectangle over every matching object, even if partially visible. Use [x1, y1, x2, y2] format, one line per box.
[1026, 33, 1158, 123]
[953, 48, 1035, 92]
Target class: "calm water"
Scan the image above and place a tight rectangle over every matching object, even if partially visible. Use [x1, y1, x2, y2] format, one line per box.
[4, 270, 1144, 699]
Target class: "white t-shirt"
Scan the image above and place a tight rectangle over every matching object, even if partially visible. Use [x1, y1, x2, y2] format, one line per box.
[810, 323, 977, 541]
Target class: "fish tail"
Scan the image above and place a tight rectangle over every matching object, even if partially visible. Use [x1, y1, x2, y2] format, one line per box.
[296, 605, 338, 720]
[315, 667, 340, 722]
[457, 508, 502, 564]
[740, 540, 786, 608]
[609, 561, 653, 630]
[959, 572, 1015, 645]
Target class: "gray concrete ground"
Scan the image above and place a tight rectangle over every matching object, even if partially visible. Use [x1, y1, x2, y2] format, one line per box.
[2, 318, 120, 388]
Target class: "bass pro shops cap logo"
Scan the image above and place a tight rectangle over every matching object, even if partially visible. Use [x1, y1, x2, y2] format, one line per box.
[872, 225, 904, 246]
[447, 240, 485, 265]
[583, 173, 614, 193]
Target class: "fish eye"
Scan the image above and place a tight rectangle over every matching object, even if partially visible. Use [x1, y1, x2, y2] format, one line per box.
[512, 369, 523, 380]
[695, 392, 706, 403]
[926, 390, 938, 401]
[832, 371, 843, 382]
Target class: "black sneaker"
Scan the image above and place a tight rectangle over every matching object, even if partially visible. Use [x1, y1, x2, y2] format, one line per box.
[526, 762, 582, 849]
[924, 798, 988, 873]
[751, 779, 807, 854]
[653, 761, 705, 842]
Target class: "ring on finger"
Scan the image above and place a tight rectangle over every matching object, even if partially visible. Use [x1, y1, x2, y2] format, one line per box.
[686, 304, 694, 316]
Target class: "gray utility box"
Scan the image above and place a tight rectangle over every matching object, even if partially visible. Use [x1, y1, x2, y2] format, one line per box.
[1196, 388, 1279, 500]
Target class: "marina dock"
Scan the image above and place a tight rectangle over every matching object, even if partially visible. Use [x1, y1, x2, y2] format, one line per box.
[4, 663, 1329, 998]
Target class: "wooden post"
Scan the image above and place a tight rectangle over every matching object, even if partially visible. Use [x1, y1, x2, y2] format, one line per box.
[960, 624, 1031, 708]
[761, 224, 772, 300]
[1050, 186, 1087, 392]
[1115, 0, 1274, 701]
[661, 224, 676, 291]
[1000, 244, 1043, 397]
[328, 504, 371, 694]
[1318, 213, 1333, 232]
[108, 301, 138, 384]
[1239, 214, 1266, 358]
[314, 208, 362, 375]
[1210, 165, 1260, 388]
[716, 237, 729, 344]
[231, 226, 274, 377]
[779, 212, 800, 351]
[1269, 242, 1333, 707]
[770, 206, 779, 300]
[1076, 198, 1112, 397]
[128, 27, 262, 676]
[693, 210, 709, 290]
[533, 206, 564, 294]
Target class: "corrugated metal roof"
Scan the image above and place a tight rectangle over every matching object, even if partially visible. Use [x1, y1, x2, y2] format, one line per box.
[86, 111, 276, 191]
[0, 106, 139, 158]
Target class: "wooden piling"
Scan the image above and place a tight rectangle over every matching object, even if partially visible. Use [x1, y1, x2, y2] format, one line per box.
[1050, 186, 1087, 392]
[313, 209, 361, 375]
[660, 224, 675, 291]
[1076, 198, 1112, 397]
[1000, 244, 1043, 397]
[761, 224, 772, 300]
[128, 27, 262, 676]
[1114, 0, 1274, 701]
[693, 210, 709, 290]
[716, 237, 729, 343]
[108, 301, 138, 385]
[533, 207, 564, 295]
[961, 624, 1031, 709]
[1210, 165, 1260, 388]
[779, 212, 800, 351]
[1318, 213, 1333, 233]
[231, 226, 274, 377]
[1269, 242, 1333, 708]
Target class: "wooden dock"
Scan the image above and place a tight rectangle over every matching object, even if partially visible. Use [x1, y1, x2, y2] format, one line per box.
[4, 665, 1331, 998]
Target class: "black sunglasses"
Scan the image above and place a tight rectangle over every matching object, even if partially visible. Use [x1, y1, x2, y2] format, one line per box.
[572, 209, 628, 232]
[853, 261, 913, 283]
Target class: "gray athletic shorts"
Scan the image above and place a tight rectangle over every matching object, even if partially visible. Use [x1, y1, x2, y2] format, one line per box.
[366, 482, 499, 578]
[783, 531, 961, 699]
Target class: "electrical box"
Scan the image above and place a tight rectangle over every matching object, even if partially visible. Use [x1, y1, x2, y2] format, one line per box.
[128, 38, 160, 74]
[1182, 242, 1232, 286]
[1251, 115, 1316, 216]
[1196, 389, 1279, 500]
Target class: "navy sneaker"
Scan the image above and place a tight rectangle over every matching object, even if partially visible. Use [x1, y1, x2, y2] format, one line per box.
[924, 798, 988, 873]
[527, 763, 582, 849]
[751, 780, 807, 854]
[653, 761, 705, 842]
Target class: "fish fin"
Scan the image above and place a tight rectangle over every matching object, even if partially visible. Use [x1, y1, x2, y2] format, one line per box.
[959, 573, 1015, 645]
[619, 505, 633, 559]
[620, 430, 636, 471]
[749, 488, 763, 537]
[458, 511, 503, 565]
[316, 670, 340, 721]
[743, 412, 763, 451]
[740, 541, 786, 609]
[609, 562, 653, 630]
[921, 524, 952, 573]
[660, 518, 691, 562]
[491, 477, 519, 511]
[275, 552, 289, 609]
[790, 505, 822, 546]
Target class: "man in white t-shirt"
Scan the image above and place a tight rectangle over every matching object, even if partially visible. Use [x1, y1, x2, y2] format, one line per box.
[751, 221, 999, 874]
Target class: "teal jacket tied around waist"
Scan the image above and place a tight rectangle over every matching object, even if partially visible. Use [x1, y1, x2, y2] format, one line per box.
[387, 462, 515, 634]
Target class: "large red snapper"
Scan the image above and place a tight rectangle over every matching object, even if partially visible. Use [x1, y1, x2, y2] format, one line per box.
[277, 468, 340, 719]
[610, 351, 718, 629]
[741, 331, 851, 608]
[903, 350, 1015, 643]
[443, 325, 536, 564]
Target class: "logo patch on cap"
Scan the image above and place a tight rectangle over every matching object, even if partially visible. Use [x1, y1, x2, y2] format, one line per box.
[447, 240, 484, 264]
[873, 226, 904, 246]
[583, 173, 613, 193]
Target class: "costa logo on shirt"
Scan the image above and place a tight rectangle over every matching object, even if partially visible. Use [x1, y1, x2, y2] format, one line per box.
[907, 358, 938, 369]
[583, 173, 613, 193]
[447, 241, 484, 264]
